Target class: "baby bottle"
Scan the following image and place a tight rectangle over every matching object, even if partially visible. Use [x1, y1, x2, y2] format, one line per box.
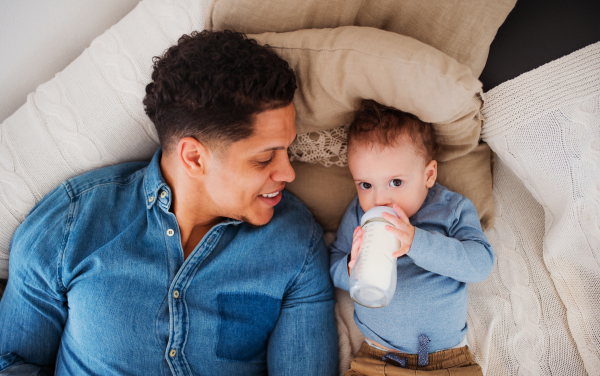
[349, 206, 400, 308]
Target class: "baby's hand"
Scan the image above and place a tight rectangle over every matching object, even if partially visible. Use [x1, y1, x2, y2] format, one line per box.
[382, 204, 414, 258]
[347, 226, 363, 276]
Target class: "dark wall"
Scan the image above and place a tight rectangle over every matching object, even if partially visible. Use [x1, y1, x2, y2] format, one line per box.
[479, 0, 600, 91]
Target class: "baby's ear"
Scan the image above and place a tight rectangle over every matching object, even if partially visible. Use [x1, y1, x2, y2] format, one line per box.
[425, 160, 437, 188]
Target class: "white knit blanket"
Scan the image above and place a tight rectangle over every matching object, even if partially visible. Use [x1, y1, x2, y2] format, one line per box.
[474, 42, 600, 375]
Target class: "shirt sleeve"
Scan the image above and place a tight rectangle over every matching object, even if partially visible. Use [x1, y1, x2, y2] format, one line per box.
[328, 197, 361, 292]
[407, 196, 495, 283]
[0, 184, 72, 371]
[267, 220, 338, 376]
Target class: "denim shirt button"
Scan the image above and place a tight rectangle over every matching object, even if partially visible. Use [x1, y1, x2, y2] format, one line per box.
[166, 229, 174, 236]
[173, 290, 180, 299]
[169, 349, 177, 357]
[148, 196, 154, 203]
[160, 191, 167, 199]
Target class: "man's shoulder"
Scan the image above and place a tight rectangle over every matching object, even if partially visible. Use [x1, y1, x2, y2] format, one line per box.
[24, 160, 149, 220]
[17, 160, 150, 241]
[277, 190, 317, 222]
[63, 160, 149, 197]
[270, 190, 322, 238]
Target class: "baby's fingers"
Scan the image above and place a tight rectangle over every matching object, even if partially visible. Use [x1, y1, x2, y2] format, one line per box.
[391, 244, 410, 258]
[348, 226, 363, 274]
[382, 211, 403, 229]
[392, 204, 410, 224]
[384, 224, 404, 245]
[351, 227, 363, 259]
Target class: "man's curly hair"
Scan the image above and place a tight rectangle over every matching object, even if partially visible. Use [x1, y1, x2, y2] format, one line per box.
[143, 30, 297, 152]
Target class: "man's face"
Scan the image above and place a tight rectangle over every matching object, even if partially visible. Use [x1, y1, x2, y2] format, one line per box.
[348, 137, 436, 218]
[204, 103, 297, 226]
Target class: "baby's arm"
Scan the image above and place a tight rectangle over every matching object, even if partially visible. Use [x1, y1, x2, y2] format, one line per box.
[329, 197, 362, 291]
[405, 197, 494, 283]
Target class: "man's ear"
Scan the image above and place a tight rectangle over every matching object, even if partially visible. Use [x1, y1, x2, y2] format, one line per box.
[177, 137, 211, 178]
[424, 159, 437, 188]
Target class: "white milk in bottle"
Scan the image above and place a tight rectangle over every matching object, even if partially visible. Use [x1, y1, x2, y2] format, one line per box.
[349, 206, 400, 308]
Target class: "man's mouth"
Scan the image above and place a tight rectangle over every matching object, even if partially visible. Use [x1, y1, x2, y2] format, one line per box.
[258, 187, 284, 206]
[260, 191, 280, 198]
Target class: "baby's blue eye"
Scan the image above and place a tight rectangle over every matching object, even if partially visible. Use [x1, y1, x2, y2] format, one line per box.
[389, 179, 403, 187]
[359, 182, 372, 190]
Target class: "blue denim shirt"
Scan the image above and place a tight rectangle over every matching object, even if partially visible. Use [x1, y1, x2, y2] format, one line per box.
[0, 150, 338, 376]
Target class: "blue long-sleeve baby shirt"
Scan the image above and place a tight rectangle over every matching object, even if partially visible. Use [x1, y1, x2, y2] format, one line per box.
[329, 183, 494, 354]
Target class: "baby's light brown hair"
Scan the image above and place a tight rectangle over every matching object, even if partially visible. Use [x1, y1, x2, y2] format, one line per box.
[348, 99, 438, 162]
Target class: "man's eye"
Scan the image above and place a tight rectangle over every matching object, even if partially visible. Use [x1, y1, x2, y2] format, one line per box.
[389, 179, 403, 187]
[257, 158, 273, 167]
[359, 182, 372, 190]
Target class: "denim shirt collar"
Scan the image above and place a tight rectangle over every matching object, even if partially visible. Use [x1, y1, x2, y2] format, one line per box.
[142, 148, 242, 226]
[143, 148, 171, 212]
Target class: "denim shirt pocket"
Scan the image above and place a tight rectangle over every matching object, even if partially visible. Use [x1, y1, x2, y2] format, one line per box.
[216, 292, 281, 362]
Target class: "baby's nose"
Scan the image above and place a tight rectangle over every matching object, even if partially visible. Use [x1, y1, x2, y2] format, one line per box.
[373, 193, 393, 208]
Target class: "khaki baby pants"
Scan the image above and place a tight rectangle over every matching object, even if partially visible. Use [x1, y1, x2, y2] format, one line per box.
[346, 341, 483, 376]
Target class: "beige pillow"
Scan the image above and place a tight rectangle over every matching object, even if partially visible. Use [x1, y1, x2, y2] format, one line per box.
[437, 142, 494, 230]
[286, 162, 355, 233]
[206, 0, 516, 78]
[250, 27, 482, 136]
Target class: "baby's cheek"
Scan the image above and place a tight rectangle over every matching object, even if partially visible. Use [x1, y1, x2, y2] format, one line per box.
[404, 205, 419, 219]
[357, 192, 374, 213]
[395, 197, 420, 219]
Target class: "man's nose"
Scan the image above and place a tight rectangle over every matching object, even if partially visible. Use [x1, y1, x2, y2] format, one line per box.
[272, 153, 295, 183]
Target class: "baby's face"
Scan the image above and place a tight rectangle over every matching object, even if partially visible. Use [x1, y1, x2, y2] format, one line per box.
[348, 138, 437, 218]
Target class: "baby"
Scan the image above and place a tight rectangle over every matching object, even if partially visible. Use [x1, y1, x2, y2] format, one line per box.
[329, 100, 494, 375]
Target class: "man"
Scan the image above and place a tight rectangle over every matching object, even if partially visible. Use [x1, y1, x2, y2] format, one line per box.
[0, 30, 338, 375]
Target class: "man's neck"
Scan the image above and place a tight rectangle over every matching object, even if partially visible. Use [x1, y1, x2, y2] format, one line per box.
[160, 153, 221, 260]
